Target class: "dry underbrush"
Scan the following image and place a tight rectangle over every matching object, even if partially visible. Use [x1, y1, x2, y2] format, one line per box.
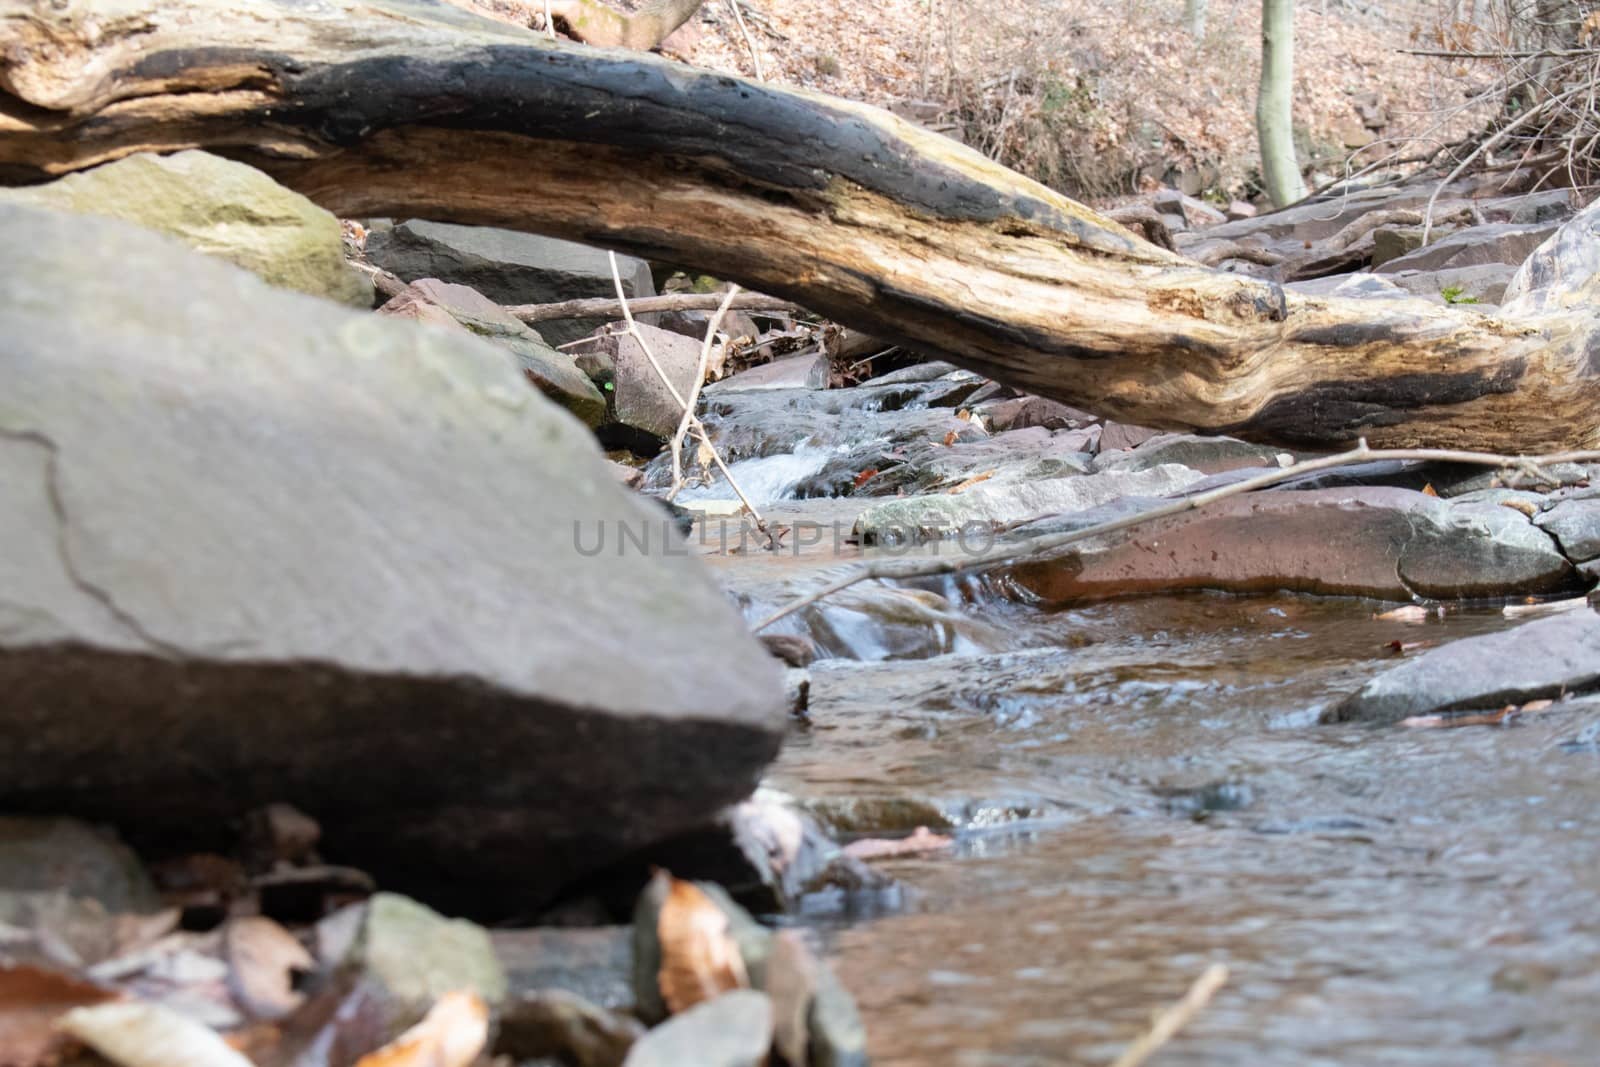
[679, 0, 1497, 202]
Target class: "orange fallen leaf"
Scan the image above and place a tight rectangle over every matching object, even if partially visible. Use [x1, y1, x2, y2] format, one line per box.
[842, 826, 954, 861]
[0, 963, 120, 1067]
[852, 468, 879, 489]
[945, 469, 996, 494]
[1420, 483, 1438, 497]
[656, 875, 748, 1015]
[941, 430, 958, 446]
[353, 991, 487, 1067]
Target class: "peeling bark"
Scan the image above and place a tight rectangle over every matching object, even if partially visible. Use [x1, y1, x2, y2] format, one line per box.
[1, 0, 1597, 452]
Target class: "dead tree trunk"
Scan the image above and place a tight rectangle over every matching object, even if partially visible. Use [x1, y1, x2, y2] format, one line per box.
[2, 0, 1597, 452]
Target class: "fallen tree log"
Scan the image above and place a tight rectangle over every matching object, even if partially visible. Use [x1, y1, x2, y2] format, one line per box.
[2, 0, 1597, 451]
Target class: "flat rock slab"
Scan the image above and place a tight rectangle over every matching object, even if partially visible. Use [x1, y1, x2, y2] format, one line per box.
[705, 352, 829, 392]
[378, 278, 605, 426]
[854, 464, 1205, 545]
[1327, 610, 1600, 723]
[364, 219, 655, 346]
[1003, 486, 1577, 604]
[1537, 495, 1600, 562]
[0, 204, 783, 909]
[1376, 221, 1562, 274]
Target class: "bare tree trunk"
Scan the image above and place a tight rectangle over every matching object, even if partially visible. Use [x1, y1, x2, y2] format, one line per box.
[1256, 0, 1307, 207]
[2, 0, 1598, 453]
[1184, 0, 1209, 39]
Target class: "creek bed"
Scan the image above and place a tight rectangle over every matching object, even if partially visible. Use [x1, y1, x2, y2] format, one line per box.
[765, 592, 1600, 1065]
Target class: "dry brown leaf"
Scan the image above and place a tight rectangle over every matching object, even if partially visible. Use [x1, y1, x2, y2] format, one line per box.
[352, 991, 488, 1067]
[224, 916, 313, 1022]
[852, 467, 879, 489]
[842, 826, 954, 861]
[656, 876, 748, 1015]
[1420, 483, 1438, 497]
[941, 430, 958, 447]
[56, 1001, 253, 1067]
[1500, 498, 1539, 518]
[0, 963, 120, 1067]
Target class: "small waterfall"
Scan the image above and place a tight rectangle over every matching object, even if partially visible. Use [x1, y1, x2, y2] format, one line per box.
[675, 444, 836, 509]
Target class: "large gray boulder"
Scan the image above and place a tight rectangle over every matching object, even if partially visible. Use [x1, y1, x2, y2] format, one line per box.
[0, 150, 370, 307]
[0, 204, 784, 908]
[364, 220, 656, 345]
[1327, 610, 1600, 723]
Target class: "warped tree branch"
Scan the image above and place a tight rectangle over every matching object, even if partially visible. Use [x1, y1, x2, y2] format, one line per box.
[2, 0, 1600, 452]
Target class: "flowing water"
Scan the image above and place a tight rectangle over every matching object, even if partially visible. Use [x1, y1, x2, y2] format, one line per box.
[680, 380, 1600, 1065]
[769, 594, 1600, 1066]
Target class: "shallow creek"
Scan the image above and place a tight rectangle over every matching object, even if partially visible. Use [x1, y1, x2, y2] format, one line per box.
[692, 496, 1600, 1067]
[664, 372, 1600, 1065]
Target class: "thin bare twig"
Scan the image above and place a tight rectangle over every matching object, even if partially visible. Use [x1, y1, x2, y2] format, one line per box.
[751, 442, 1600, 631]
[1109, 964, 1229, 1067]
[668, 285, 741, 501]
[726, 0, 764, 81]
[607, 253, 774, 545]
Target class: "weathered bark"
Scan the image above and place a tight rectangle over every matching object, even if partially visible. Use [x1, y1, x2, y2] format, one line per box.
[2, 0, 1598, 452]
[1256, 0, 1306, 207]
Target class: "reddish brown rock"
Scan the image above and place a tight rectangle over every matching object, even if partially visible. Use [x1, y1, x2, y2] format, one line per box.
[1003, 487, 1576, 603]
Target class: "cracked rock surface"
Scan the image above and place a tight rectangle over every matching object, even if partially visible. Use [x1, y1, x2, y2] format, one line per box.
[0, 203, 783, 912]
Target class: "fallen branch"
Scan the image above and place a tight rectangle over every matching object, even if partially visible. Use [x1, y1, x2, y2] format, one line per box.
[505, 291, 797, 323]
[1109, 964, 1229, 1067]
[9, 0, 1600, 452]
[751, 443, 1600, 630]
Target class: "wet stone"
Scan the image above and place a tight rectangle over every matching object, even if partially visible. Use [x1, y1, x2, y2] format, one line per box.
[620, 990, 773, 1067]
[1326, 610, 1600, 724]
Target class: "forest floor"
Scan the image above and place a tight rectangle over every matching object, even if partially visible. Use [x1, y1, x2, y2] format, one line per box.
[661, 0, 1495, 203]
